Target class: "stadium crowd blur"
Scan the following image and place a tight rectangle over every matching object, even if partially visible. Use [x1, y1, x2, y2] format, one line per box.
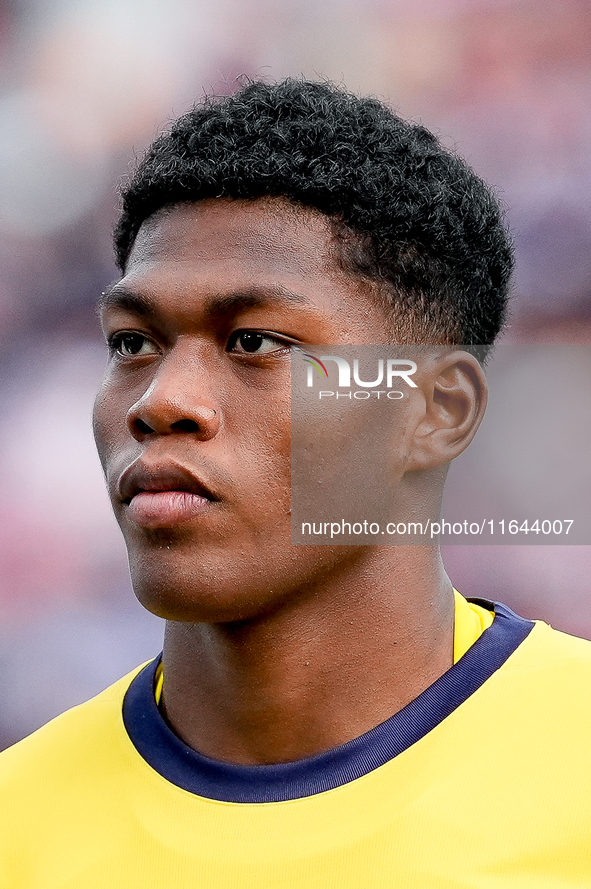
[1, 0, 590, 749]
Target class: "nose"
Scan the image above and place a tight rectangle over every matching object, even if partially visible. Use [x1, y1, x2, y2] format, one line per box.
[126, 351, 221, 442]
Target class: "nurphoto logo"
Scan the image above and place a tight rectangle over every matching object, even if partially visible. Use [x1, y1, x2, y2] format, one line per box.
[297, 349, 417, 400]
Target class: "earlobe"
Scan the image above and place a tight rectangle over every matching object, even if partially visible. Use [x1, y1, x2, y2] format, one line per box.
[406, 352, 487, 472]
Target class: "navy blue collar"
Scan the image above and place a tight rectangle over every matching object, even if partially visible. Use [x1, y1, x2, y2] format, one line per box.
[123, 600, 533, 803]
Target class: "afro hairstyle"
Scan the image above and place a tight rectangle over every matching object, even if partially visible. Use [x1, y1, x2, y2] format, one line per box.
[114, 79, 514, 345]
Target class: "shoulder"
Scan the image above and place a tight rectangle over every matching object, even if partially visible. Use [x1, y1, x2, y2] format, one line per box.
[509, 619, 591, 711]
[0, 663, 159, 887]
[467, 597, 591, 675]
[508, 617, 591, 673]
[459, 613, 591, 743]
[0, 663, 148, 796]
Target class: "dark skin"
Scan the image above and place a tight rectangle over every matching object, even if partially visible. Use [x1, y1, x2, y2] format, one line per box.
[93, 197, 486, 765]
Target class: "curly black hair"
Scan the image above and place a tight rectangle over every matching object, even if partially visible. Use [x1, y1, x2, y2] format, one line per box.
[115, 79, 513, 345]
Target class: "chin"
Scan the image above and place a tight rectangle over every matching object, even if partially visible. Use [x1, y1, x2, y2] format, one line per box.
[125, 533, 366, 625]
[129, 564, 289, 625]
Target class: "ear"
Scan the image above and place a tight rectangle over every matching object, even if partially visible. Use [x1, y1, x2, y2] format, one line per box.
[405, 351, 487, 472]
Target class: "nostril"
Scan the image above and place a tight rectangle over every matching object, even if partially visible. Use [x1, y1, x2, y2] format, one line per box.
[126, 399, 219, 440]
[171, 419, 201, 433]
[134, 418, 154, 435]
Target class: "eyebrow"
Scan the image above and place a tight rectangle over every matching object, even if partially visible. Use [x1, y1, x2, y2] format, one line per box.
[96, 284, 156, 315]
[98, 286, 155, 316]
[97, 283, 311, 319]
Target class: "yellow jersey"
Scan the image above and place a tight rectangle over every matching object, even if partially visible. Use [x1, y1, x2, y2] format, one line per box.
[2, 594, 591, 887]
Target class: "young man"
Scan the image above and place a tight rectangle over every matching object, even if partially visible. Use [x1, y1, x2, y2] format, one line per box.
[1, 79, 590, 887]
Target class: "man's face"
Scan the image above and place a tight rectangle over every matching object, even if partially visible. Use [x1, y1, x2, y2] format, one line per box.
[93, 198, 395, 622]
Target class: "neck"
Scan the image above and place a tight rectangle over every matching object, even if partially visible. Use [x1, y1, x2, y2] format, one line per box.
[160, 547, 454, 765]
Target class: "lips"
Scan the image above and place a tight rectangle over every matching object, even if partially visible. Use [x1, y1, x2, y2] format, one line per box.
[118, 461, 217, 528]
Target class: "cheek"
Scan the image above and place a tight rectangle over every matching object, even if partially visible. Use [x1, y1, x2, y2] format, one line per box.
[228, 395, 292, 466]
[92, 380, 127, 469]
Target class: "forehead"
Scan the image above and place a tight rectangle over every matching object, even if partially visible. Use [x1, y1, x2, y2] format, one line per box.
[128, 198, 335, 276]
[108, 198, 389, 339]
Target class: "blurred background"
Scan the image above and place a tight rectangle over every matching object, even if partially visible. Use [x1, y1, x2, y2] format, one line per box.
[1, 0, 590, 750]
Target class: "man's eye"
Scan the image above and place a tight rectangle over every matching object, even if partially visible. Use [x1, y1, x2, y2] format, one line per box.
[109, 332, 159, 357]
[228, 331, 290, 355]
